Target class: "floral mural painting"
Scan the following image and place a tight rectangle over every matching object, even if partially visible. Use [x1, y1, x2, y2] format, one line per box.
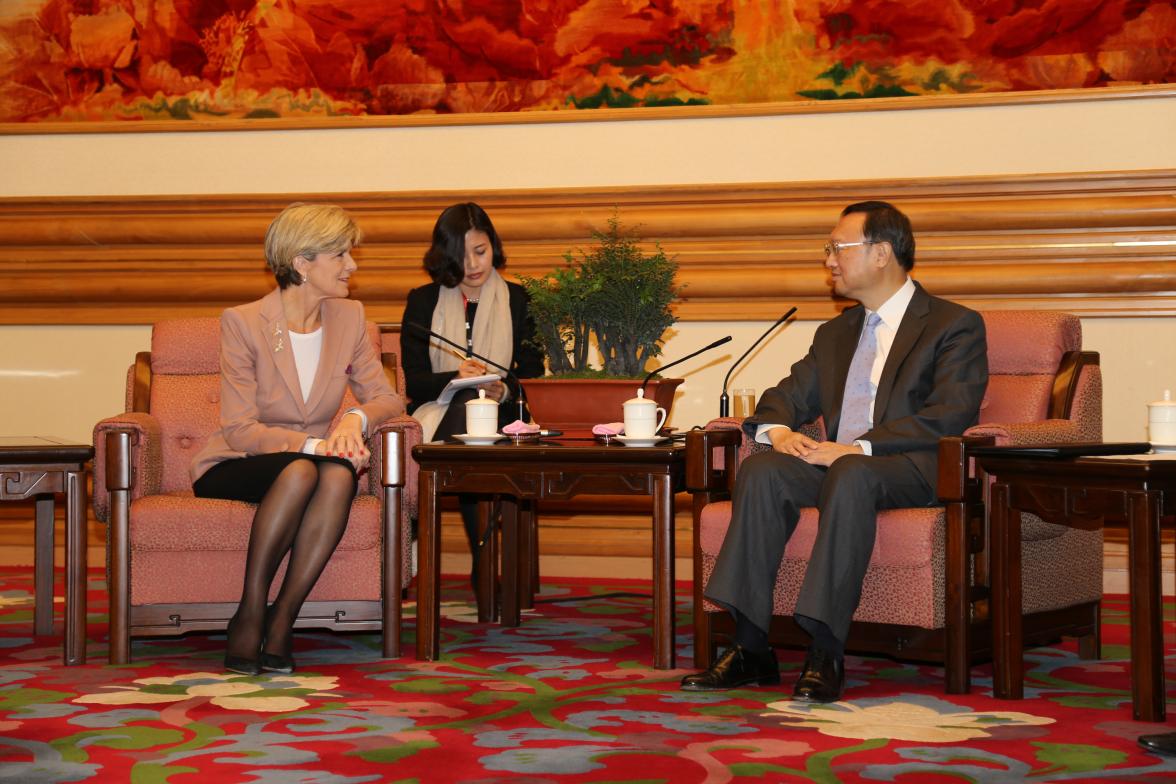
[1, 0, 1173, 125]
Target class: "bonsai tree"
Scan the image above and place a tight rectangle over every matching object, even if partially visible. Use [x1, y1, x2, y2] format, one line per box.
[521, 215, 681, 378]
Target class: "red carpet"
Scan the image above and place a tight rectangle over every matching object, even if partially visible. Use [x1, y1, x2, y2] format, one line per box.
[0, 568, 1173, 782]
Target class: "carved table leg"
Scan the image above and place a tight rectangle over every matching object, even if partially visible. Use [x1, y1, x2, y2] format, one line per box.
[500, 498, 521, 627]
[417, 470, 441, 661]
[475, 500, 497, 623]
[1126, 490, 1164, 722]
[990, 480, 1023, 699]
[652, 473, 676, 670]
[34, 493, 54, 636]
[520, 499, 536, 610]
[64, 469, 87, 665]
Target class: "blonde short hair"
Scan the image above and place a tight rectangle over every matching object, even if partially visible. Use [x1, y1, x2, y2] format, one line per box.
[264, 203, 362, 288]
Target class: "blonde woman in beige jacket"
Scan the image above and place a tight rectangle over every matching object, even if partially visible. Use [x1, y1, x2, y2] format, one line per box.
[191, 203, 403, 676]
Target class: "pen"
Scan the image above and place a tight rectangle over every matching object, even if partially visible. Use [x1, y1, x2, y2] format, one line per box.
[440, 344, 487, 372]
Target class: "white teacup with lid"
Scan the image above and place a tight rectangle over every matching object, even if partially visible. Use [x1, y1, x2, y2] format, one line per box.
[623, 388, 667, 440]
[465, 388, 499, 437]
[1148, 389, 1176, 452]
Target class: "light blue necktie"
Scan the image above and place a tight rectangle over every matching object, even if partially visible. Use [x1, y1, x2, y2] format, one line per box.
[837, 312, 881, 445]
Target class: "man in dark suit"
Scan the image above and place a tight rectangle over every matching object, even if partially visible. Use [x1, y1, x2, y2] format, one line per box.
[682, 201, 988, 701]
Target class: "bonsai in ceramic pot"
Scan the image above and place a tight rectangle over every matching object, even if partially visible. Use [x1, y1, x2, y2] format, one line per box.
[519, 215, 684, 434]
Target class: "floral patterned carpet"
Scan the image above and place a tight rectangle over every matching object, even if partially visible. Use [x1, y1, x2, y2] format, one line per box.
[1, 568, 1173, 783]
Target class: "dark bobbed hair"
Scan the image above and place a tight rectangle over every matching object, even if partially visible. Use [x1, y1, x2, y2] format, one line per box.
[423, 203, 506, 287]
[841, 200, 915, 271]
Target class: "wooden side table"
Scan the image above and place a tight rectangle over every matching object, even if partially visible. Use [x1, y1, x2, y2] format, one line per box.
[413, 439, 685, 669]
[973, 448, 1174, 722]
[0, 436, 94, 665]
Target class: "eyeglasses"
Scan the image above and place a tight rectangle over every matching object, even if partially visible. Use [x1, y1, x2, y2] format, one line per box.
[824, 240, 876, 257]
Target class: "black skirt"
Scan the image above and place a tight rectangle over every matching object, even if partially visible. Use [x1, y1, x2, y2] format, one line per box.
[193, 452, 357, 505]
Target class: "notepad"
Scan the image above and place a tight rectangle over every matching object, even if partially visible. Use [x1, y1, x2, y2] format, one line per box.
[437, 374, 500, 405]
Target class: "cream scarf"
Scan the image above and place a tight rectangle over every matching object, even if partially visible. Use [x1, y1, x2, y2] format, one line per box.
[413, 267, 514, 440]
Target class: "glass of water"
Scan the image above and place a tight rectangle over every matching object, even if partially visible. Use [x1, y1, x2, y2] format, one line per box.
[733, 388, 756, 418]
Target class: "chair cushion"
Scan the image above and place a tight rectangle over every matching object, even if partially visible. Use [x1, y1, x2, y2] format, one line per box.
[981, 311, 1079, 373]
[128, 494, 384, 605]
[151, 374, 221, 494]
[699, 501, 1101, 629]
[129, 492, 381, 552]
[978, 311, 1081, 425]
[700, 501, 939, 569]
[979, 375, 1054, 424]
[152, 319, 221, 374]
[130, 547, 381, 604]
[700, 502, 945, 627]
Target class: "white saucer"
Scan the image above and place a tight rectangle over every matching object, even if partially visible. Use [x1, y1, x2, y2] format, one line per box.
[612, 435, 670, 447]
[453, 433, 504, 445]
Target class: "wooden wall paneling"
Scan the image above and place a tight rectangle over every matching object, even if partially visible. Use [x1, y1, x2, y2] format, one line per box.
[1, 170, 1174, 324]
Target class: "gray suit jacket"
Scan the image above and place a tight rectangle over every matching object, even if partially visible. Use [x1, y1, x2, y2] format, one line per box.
[745, 283, 988, 489]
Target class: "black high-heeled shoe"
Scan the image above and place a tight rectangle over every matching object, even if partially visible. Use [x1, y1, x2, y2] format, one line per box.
[224, 610, 260, 675]
[259, 604, 295, 674]
[224, 653, 261, 676]
[259, 651, 295, 674]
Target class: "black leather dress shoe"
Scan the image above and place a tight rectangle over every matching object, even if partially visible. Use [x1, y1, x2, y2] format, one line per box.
[680, 646, 780, 691]
[1138, 732, 1176, 756]
[792, 648, 844, 703]
[259, 651, 295, 674]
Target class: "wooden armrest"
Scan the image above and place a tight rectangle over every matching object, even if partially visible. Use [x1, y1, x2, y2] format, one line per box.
[686, 427, 743, 492]
[104, 429, 134, 493]
[379, 429, 404, 489]
[936, 434, 996, 501]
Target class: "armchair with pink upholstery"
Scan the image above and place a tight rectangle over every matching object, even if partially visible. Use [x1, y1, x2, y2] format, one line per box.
[92, 318, 422, 664]
[686, 310, 1102, 693]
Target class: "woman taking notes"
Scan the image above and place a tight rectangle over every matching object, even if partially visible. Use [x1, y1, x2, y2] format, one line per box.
[190, 203, 404, 675]
[400, 203, 544, 573]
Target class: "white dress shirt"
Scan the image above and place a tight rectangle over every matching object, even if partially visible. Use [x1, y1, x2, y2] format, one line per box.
[289, 327, 368, 454]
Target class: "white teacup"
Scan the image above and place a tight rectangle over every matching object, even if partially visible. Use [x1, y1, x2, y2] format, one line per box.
[1149, 389, 1176, 448]
[623, 388, 667, 440]
[465, 388, 499, 437]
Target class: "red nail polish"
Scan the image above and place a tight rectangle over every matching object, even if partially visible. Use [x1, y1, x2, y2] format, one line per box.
[348, 451, 354, 457]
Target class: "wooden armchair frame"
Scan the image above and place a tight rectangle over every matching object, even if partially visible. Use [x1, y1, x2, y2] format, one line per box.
[686, 349, 1101, 693]
[96, 338, 415, 664]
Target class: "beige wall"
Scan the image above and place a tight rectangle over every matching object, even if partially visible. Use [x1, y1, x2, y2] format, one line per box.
[2, 93, 1175, 444]
[3, 95, 1175, 197]
[1, 318, 1172, 446]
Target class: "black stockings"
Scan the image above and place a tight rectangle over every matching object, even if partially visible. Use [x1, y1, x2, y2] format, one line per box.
[225, 459, 357, 661]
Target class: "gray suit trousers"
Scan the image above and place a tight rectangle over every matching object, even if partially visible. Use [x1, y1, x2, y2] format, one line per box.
[704, 449, 935, 643]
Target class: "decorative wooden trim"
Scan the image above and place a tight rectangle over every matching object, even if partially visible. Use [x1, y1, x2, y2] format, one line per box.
[2, 169, 1174, 324]
[2, 84, 1172, 136]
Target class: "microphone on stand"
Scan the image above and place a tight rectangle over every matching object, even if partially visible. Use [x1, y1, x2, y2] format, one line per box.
[404, 320, 529, 424]
[639, 335, 733, 394]
[719, 306, 797, 417]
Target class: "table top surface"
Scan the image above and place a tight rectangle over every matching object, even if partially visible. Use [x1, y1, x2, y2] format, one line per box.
[0, 436, 94, 462]
[973, 447, 1176, 479]
[413, 437, 685, 464]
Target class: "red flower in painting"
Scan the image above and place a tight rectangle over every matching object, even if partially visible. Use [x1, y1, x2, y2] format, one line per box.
[802, 0, 1172, 90]
[798, 0, 975, 63]
[1, 0, 1172, 122]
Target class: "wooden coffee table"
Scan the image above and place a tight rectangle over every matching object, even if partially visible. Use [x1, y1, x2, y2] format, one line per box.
[0, 436, 93, 665]
[973, 447, 1175, 722]
[413, 438, 685, 669]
